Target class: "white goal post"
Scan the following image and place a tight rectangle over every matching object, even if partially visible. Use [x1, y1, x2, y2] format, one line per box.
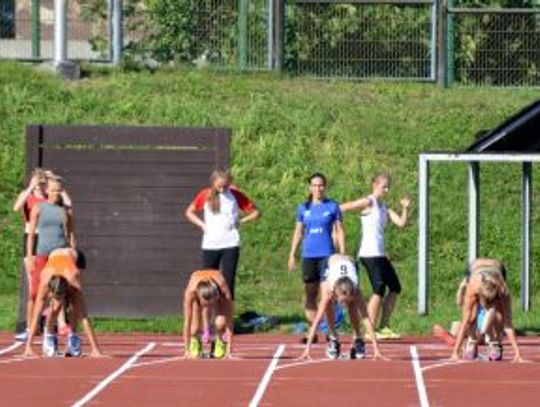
[418, 152, 538, 314]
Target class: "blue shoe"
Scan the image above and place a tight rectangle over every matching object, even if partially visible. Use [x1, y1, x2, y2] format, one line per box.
[14, 329, 29, 342]
[42, 333, 58, 357]
[67, 333, 82, 357]
[350, 338, 366, 360]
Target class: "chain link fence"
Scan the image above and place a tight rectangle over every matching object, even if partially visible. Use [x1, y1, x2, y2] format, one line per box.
[0, 0, 109, 61]
[285, 0, 436, 80]
[123, 0, 271, 70]
[3, 1, 540, 87]
[448, 8, 540, 86]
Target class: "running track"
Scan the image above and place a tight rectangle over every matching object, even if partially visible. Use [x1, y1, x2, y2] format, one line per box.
[1, 332, 539, 406]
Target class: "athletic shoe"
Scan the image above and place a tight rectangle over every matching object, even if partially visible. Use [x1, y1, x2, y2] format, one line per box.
[377, 327, 401, 340]
[463, 338, 478, 360]
[14, 329, 29, 342]
[66, 333, 82, 357]
[487, 341, 503, 361]
[42, 333, 58, 357]
[326, 337, 341, 359]
[189, 337, 202, 358]
[350, 338, 366, 360]
[213, 338, 227, 359]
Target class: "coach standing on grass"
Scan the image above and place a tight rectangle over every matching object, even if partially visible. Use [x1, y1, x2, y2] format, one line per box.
[185, 169, 261, 308]
[288, 172, 346, 344]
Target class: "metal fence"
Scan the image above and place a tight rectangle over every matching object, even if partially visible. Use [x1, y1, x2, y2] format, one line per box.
[0, 0, 110, 61]
[3, 1, 540, 86]
[286, 0, 436, 80]
[447, 8, 540, 87]
[122, 0, 272, 70]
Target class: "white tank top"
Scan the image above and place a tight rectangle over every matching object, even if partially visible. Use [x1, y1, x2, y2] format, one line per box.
[358, 195, 387, 257]
[324, 258, 358, 288]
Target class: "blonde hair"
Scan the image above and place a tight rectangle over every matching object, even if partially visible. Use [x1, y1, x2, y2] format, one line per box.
[478, 270, 508, 307]
[207, 169, 232, 214]
[196, 280, 220, 302]
[335, 276, 355, 299]
[372, 173, 390, 185]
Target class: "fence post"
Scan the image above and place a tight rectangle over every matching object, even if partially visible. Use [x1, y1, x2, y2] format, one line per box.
[111, 0, 123, 66]
[437, 0, 447, 86]
[238, 0, 248, 70]
[31, 0, 40, 59]
[273, 0, 285, 71]
[446, 0, 455, 85]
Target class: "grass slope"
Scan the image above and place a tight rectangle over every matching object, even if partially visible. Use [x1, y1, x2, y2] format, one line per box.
[1, 61, 540, 334]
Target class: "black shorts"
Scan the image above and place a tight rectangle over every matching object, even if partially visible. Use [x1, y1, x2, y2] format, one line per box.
[22, 233, 38, 257]
[360, 256, 401, 296]
[202, 246, 240, 299]
[302, 257, 328, 284]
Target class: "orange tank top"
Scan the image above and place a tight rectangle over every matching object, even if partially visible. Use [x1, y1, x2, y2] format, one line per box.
[191, 269, 221, 283]
[46, 253, 77, 279]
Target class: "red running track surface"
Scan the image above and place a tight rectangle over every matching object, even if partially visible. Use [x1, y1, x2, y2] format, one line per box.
[1, 332, 539, 406]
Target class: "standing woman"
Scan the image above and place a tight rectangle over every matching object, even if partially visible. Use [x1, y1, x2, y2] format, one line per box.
[13, 168, 48, 341]
[185, 169, 261, 306]
[340, 173, 410, 340]
[26, 178, 76, 314]
[288, 173, 345, 342]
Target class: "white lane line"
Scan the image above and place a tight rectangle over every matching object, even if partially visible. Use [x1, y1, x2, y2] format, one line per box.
[71, 342, 156, 407]
[248, 344, 285, 407]
[421, 360, 464, 372]
[275, 358, 334, 371]
[410, 346, 430, 407]
[132, 356, 182, 368]
[0, 342, 23, 356]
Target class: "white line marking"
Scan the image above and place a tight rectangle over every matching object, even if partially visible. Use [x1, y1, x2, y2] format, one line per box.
[248, 344, 285, 407]
[71, 342, 155, 407]
[410, 346, 430, 407]
[275, 358, 334, 371]
[421, 360, 464, 372]
[0, 342, 23, 356]
[132, 356, 182, 368]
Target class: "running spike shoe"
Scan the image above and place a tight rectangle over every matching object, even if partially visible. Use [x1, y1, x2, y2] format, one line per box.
[213, 338, 227, 359]
[326, 337, 341, 359]
[189, 336, 202, 358]
[350, 337, 366, 360]
[66, 333, 82, 357]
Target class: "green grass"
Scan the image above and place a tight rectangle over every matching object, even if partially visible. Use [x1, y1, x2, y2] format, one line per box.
[2, 61, 540, 335]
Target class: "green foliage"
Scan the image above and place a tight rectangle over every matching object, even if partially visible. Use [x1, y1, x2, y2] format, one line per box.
[1, 61, 540, 334]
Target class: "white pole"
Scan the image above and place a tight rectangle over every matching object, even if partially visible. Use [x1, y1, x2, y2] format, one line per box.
[468, 162, 479, 264]
[112, 0, 123, 66]
[54, 0, 68, 63]
[521, 162, 532, 311]
[418, 155, 430, 315]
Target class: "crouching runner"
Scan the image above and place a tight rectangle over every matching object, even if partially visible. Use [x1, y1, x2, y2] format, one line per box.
[300, 254, 382, 360]
[24, 248, 103, 358]
[450, 258, 523, 362]
[183, 269, 234, 359]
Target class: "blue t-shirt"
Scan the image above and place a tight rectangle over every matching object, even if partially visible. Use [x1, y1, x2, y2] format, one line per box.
[297, 199, 342, 258]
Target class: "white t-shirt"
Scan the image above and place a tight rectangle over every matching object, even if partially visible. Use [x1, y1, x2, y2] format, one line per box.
[191, 186, 255, 250]
[324, 257, 358, 288]
[358, 195, 387, 257]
